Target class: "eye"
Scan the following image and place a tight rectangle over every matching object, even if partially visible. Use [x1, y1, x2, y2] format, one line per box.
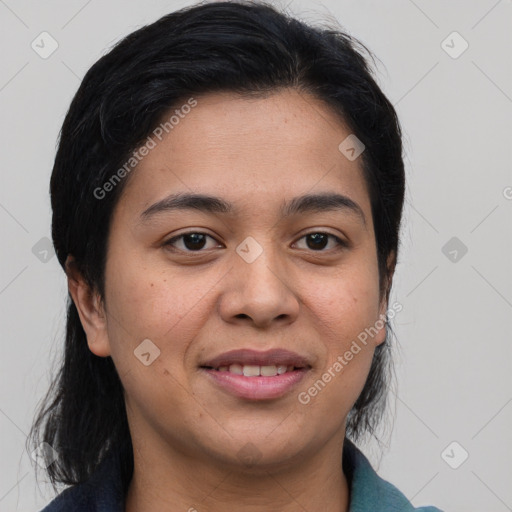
[163, 231, 348, 254]
[163, 232, 221, 252]
[294, 232, 347, 251]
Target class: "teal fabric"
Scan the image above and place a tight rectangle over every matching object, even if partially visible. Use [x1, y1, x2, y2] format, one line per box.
[41, 439, 443, 511]
[343, 439, 443, 511]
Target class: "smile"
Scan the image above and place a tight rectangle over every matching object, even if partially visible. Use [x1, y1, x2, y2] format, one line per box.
[206, 364, 297, 376]
[199, 348, 312, 400]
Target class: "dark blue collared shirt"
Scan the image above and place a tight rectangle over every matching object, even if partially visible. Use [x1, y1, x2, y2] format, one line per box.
[40, 439, 443, 511]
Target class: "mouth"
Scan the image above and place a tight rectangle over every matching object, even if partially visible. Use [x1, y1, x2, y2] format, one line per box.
[199, 348, 312, 400]
[202, 363, 300, 376]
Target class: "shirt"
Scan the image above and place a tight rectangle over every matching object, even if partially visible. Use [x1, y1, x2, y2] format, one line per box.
[40, 438, 443, 511]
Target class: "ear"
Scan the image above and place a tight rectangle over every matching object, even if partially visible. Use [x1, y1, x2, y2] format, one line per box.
[65, 255, 111, 358]
[374, 250, 397, 347]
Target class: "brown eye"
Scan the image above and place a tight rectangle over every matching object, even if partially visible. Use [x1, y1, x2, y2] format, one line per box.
[295, 232, 347, 252]
[164, 232, 220, 252]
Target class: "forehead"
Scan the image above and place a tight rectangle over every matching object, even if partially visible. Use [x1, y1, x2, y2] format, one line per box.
[116, 89, 371, 222]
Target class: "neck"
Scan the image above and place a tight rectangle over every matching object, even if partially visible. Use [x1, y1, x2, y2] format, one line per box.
[125, 433, 350, 512]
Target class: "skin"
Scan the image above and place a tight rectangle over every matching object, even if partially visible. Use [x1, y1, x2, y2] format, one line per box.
[67, 88, 394, 512]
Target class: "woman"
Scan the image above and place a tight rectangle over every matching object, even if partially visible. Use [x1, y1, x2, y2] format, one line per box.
[29, 1, 443, 510]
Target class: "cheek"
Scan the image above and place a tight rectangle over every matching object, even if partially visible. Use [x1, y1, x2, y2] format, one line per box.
[106, 257, 185, 334]
[309, 265, 382, 336]
[306, 264, 382, 380]
[296, 275, 380, 428]
[103, 269, 206, 424]
[103, 258, 223, 372]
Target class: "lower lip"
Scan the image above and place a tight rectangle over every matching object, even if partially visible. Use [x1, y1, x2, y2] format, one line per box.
[201, 368, 309, 400]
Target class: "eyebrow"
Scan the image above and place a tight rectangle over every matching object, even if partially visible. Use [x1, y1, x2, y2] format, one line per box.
[140, 191, 366, 227]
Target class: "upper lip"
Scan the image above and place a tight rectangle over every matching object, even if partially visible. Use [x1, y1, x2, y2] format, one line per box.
[201, 349, 311, 369]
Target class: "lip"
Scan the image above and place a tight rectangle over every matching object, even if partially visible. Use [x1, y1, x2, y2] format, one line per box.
[201, 367, 309, 400]
[199, 348, 312, 401]
[201, 348, 311, 369]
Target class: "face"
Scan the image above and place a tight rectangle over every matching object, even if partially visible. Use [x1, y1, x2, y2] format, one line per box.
[75, 89, 392, 471]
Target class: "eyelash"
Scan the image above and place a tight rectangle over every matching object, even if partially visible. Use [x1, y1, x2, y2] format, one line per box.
[163, 231, 348, 254]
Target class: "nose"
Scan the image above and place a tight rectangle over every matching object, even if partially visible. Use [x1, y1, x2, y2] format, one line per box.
[218, 242, 300, 329]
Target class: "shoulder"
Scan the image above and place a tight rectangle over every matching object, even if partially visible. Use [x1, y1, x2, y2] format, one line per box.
[343, 438, 444, 512]
[39, 483, 95, 512]
[39, 451, 126, 512]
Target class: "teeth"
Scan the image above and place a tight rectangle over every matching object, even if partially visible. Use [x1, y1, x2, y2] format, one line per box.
[229, 364, 243, 375]
[216, 364, 296, 376]
[260, 365, 277, 376]
[242, 365, 260, 377]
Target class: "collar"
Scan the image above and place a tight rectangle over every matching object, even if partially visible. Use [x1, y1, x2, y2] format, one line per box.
[342, 438, 440, 511]
[42, 439, 442, 511]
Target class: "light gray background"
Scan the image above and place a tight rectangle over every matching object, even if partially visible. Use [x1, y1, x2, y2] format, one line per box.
[1, 1, 511, 511]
